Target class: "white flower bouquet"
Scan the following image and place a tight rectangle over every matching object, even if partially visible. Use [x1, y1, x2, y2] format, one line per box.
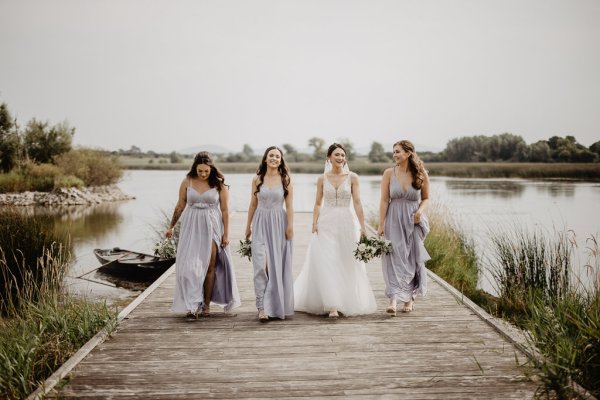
[154, 238, 177, 259]
[237, 239, 252, 261]
[353, 236, 392, 263]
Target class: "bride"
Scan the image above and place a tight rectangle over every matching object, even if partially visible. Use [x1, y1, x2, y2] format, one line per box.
[294, 143, 377, 318]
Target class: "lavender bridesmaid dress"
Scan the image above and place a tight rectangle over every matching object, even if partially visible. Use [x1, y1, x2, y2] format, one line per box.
[171, 186, 241, 314]
[250, 186, 294, 319]
[381, 174, 431, 303]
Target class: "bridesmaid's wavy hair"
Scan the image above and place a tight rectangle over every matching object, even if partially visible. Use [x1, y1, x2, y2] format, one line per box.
[394, 140, 427, 190]
[187, 151, 226, 191]
[255, 146, 291, 198]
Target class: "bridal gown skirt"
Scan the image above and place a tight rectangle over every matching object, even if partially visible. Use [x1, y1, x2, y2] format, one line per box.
[294, 207, 377, 316]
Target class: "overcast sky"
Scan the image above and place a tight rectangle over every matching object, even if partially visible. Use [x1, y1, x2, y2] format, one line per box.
[1, 0, 599, 154]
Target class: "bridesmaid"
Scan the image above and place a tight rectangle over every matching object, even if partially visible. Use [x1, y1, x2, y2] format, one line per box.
[245, 146, 294, 322]
[168, 151, 241, 318]
[377, 140, 431, 316]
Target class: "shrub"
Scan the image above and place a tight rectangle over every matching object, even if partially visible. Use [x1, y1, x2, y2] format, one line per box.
[0, 171, 25, 193]
[55, 148, 123, 186]
[21, 161, 62, 192]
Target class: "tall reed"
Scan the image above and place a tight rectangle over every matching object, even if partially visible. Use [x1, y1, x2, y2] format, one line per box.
[488, 228, 600, 397]
[0, 208, 71, 313]
[0, 209, 116, 399]
[488, 227, 572, 323]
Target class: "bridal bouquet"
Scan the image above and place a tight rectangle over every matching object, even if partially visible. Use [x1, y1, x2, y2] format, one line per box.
[353, 236, 392, 263]
[237, 239, 252, 261]
[154, 238, 177, 259]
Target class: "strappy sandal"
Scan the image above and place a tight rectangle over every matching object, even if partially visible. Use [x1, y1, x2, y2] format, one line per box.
[402, 296, 415, 313]
[386, 300, 397, 317]
[200, 306, 210, 317]
[328, 310, 339, 319]
[258, 309, 268, 323]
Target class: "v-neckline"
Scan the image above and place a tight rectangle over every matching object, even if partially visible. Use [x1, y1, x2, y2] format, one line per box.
[393, 167, 412, 192]
[325, 173, 349, 191]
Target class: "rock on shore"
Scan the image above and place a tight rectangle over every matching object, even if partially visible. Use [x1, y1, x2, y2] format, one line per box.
[0, 185, 135, 206]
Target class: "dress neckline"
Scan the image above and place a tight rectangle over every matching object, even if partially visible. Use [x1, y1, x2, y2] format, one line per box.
[262, 185, 282, 190]
[188, 186, 215, 196]
[324, 173, 350, 191]
[393, 167, 412, 192]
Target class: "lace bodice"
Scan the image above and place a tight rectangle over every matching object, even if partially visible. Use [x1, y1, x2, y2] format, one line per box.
[323, 174, 352, 207]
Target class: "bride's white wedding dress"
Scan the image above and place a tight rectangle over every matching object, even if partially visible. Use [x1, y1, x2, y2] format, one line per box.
[294, 173, 377, 316]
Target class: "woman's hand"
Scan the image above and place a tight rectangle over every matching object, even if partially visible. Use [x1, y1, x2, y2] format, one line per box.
[285, 226, 294, 240]
[360, 227, 367, 239]
[245, 227, 251, 240]
[166, 227, 174, 239]
[221, 234, 229, 248]
[312, 223, 318, 234]
[377, 225, 384, 237]
[414, 211, 422, 225]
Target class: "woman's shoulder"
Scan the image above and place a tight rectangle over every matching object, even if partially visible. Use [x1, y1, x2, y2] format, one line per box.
[179, 176, 191, 187]
[382, 167, 394, 177]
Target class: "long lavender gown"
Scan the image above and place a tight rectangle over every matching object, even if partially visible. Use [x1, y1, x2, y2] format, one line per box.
[171, 187, 241, 314]
[251, 186, 294, 319]
[382, 175, 431, 303]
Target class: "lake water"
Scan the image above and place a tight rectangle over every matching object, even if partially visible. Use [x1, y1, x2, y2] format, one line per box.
[62, 170, 599, 300]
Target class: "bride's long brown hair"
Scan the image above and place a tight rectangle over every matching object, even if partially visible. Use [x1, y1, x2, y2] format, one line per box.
[394, 140, 427, 190]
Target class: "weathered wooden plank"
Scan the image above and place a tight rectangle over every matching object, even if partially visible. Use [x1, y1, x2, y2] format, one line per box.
[41, 212, 540, 399]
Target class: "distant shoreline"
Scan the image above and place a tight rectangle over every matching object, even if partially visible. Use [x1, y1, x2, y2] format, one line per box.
[120, 160, 600, 180]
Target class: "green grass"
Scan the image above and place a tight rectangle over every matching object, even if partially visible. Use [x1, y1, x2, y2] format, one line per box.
[423, 203, 481, 298]
[0, 296, 116, 399]
[486, 228, 600, 398]
[0, 209, 117, 399]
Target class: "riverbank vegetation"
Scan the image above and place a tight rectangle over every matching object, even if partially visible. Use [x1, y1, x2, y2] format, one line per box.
[0, 208, 116, 399]
[0, 102, 123, 193]
[401, 205, 600, 397]
[425, 206, 600, 399]
[486, 228, 599, 398]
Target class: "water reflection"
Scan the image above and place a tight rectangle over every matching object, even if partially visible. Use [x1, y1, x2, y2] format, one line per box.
[60, 204, 124, 241]
[445, 179, 525, 198]
[6, 203, 124, 242]
[534, 182, 576, 197]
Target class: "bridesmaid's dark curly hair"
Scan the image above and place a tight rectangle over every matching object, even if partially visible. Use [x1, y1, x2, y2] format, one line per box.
[393, 140, 427, 190]
[187, 151, 226, 191]
[255, 146, 291, 198]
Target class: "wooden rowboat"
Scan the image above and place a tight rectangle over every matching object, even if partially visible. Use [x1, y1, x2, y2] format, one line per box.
[94, 248, 175, 280]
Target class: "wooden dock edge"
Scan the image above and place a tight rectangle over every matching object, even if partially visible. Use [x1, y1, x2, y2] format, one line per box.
[427, 269, 597, 400]
[26, 265, 177, 400]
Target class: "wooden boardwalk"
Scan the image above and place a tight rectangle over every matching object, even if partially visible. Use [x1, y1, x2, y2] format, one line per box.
[42, 212, 539, 399]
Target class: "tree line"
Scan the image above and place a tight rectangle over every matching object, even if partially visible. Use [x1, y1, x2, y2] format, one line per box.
[114, 132, 600, 165]
[425, 133, 600, 163]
